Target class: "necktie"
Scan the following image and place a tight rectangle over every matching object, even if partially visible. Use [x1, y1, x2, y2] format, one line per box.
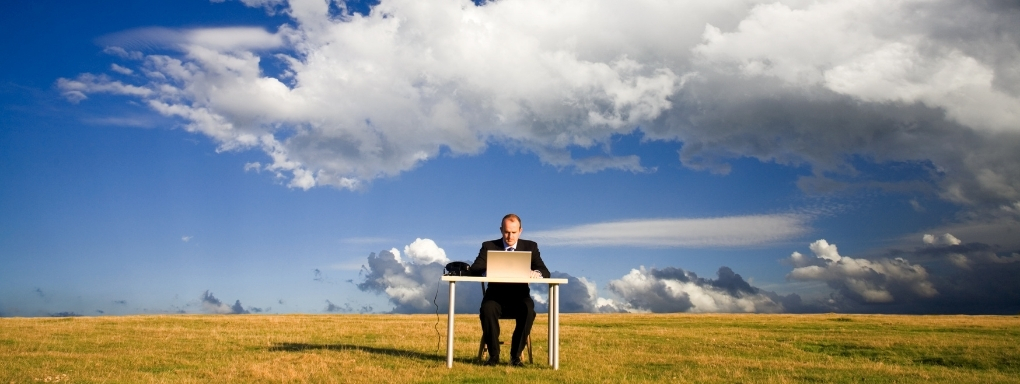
[508, 247, 514, 252]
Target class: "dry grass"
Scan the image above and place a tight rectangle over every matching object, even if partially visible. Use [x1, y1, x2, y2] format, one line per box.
[1, 314, 1018, 383]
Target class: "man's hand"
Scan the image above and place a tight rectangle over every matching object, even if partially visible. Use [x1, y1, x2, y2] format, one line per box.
[530, 270, 543, 278]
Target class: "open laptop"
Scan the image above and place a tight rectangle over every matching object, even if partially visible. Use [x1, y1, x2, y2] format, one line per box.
[486, 250, 533, 278]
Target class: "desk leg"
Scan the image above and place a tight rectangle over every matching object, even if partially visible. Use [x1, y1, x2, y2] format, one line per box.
[446, 281, 455, 368]
[552, 283, 560, 370]
[548, 284, 554, 367]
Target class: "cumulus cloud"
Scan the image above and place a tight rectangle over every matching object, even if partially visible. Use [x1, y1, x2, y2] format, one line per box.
[355, 239, 1020, 314]
[357, 238, 633, 314]
[402, 238, 450, 265]
[692, 1, 1020, 132]
[923, 233, 961, 246]
[529, 272, 627, 313]
[606, 266, 795, 313]
[55, 0, 1020, 218]
[357, 239, 481, 313]
[915, 233, 1020, 269]
[356, 238, 817, 314]
[786, 235, 1020, 313]
[787, 239, 938, 303]
[532, 214, 810, 247]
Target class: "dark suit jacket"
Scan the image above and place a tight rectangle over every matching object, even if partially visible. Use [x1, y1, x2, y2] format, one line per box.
[470, 239, 551, 301]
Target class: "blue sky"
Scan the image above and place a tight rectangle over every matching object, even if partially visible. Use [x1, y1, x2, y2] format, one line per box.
[3, 0, 1020, 316]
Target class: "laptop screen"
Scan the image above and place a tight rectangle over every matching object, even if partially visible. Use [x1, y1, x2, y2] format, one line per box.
[486, 250, 532, 278]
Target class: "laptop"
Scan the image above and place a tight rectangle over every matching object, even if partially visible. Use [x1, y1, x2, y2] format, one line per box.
[486, 250, 533, 278]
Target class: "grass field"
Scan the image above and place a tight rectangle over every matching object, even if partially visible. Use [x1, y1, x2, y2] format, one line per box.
[2, 313, 1018, 383]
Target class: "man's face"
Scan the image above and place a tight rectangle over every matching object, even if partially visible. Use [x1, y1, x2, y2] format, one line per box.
[501, 219, 521, 247]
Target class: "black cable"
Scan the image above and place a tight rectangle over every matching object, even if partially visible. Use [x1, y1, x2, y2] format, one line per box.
[433, 279, 442, 355]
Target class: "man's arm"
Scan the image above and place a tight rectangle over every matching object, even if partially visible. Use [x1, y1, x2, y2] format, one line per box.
[469, 241, 494, 277]
[526, 240, 551, 278]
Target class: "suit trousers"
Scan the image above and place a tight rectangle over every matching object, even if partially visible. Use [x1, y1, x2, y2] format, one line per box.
[479, 295, 535, 360]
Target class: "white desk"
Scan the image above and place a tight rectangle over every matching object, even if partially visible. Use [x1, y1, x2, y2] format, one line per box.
[440, 276, 568, 369]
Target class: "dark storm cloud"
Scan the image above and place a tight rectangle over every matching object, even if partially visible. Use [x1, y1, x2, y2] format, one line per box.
[230, 300, 249, 314]
[529, 272, 626, 313]
[606, 266, 796, 313]
[786, 236, 1020, 314]
[356, 242, 818, 314]
[49, 312, 82, 317]
[324, 300, 345, 313]
[648, 74, 1020, 213]
[201, 290, 249, 314]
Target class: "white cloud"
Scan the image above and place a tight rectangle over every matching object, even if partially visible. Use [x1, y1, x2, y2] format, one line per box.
[211, 0, 286, 10]
[922, 233, 961, 246]
[357, 239, 793, 313]
[184, 27, 285, 51]
[96, 26, 285, 52]
[947, 253, 971, 269]
[787, 239, 937, 303]
[60, 0, 1020, 222]
[357, 238, 480, 313]
[59, 0, 702, 190]
[923, 233, 1020, 268]
[403, 238, 449, 265]
[57, 74, 152, 103]
[606, 266, 786, 313]
[694, 0, 1020, 133]
[110, 63, 134, 75]
[340, 236, 397, 245]
[908, 218, 1020, 251]
[243, 162, 262, 172]
[531, 214, 810, 247]
[103, 46, 143, 60]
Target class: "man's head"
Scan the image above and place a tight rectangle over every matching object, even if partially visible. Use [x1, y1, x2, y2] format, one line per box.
[500, 213, 522, 247]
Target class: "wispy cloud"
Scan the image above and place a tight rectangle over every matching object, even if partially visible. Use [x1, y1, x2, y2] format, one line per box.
[95, 26, 285, 52]
[81, 116, 157, 129]
[530, 214, 811, 248]
[340, 237, 399, 245]
[323, 262, 366, 271]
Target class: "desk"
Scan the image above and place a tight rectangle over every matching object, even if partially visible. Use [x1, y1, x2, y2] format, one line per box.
[440, 276, 568, 369]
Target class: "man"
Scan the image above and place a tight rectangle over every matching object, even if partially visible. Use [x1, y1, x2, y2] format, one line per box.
[470, 213, 550, 367]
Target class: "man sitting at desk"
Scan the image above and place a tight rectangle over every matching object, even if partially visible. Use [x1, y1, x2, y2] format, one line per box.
[470, 213, 551, 366]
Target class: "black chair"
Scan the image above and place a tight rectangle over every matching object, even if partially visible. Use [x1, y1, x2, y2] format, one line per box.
[477, 282, 533, 363]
